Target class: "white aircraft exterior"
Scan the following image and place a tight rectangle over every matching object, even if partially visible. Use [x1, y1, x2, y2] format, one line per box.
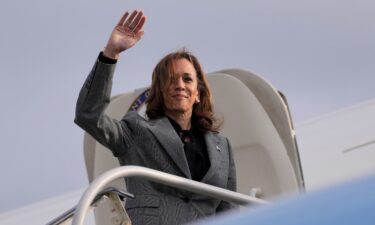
[296, 98, 375, 191]
[1, 69, 374, 225]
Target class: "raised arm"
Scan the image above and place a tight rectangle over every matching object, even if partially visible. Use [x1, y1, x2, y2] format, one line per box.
[75, 10, 146, 156]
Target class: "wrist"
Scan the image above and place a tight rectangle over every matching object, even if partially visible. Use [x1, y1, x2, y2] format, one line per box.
[99, 52, 117, 64]
[103, 46, 120, 60]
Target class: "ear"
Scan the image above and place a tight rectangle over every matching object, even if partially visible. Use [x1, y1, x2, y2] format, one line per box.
[195, 95, 200, 103]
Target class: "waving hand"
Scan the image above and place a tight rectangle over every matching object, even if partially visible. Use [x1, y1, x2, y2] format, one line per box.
[104, 10, 146, 59]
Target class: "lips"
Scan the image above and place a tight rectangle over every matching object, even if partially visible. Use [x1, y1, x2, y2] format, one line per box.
[172, 94, 188, 99]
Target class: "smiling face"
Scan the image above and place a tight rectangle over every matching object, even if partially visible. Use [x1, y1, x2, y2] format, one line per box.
[163, 58, 200, 116]
[146, 50, 218, 132]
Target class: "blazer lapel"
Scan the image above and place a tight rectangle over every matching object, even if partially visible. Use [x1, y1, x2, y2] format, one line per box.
[201, 132, 222, 183]
[148, 117, 191, 179]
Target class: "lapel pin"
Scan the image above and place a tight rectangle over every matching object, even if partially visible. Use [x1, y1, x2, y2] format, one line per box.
[216, 145, 221, 151]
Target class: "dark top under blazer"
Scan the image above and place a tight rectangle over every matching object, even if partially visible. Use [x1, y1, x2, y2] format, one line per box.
[75, 57, 237, 225]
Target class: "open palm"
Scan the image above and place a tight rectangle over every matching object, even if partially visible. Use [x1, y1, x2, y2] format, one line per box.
[104, 10, 146, 58]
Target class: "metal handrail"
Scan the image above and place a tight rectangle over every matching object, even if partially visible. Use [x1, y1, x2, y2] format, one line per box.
[72, 166, 268, 225]
[46, 187, 134, 225]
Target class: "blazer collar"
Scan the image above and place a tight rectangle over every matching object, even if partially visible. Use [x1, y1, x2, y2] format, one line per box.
[147, 116, 223, 182]
[201, 132, 222, 183]
[148, 117, 191, 178]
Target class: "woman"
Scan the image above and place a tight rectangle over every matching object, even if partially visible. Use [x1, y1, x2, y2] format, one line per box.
[75, 10, 237, 225]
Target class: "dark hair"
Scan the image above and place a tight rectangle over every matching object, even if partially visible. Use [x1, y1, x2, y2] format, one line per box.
[146, 49, 221, 133]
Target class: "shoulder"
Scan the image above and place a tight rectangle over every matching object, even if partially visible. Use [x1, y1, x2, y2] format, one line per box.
[206, 131, 232, 153]
[122, 110, 144, 121]
[120, 111, 150, 130]
[210, 132, 230, 144]
[121, 111, 166, 129]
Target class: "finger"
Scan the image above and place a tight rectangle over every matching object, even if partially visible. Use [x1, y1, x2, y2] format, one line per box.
[129, 11, 143, 29]
[133, 16, 146, 34]
[123, 10, 138, 27]
[117, 11, 129, 26]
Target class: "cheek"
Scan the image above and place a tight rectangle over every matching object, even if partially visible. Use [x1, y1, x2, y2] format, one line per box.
[162, 89, 178, 109]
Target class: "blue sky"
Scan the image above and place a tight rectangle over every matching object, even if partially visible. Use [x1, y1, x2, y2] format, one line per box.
[0, 0, 374, 213]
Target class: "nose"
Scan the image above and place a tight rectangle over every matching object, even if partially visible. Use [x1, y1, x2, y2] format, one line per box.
[174, 77, 185, 90]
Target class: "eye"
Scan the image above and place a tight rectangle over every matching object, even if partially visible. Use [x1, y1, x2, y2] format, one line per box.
[183, 74, 193, 82]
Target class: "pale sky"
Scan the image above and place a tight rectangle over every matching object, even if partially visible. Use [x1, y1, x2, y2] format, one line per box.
[0, 0, 374, 213]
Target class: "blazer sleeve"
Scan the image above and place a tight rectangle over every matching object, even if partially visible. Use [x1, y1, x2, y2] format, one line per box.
[74, 55, 134, 157]
[216, 137, 238, 212]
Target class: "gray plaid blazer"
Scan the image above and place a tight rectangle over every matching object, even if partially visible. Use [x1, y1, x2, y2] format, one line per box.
[75, 57, 237, 225]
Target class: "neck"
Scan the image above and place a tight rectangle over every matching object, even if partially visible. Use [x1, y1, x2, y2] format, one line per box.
[165, 110, 192, 130]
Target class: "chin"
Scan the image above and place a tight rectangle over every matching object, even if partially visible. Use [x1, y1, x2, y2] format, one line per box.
[168, 106, 192, 114]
